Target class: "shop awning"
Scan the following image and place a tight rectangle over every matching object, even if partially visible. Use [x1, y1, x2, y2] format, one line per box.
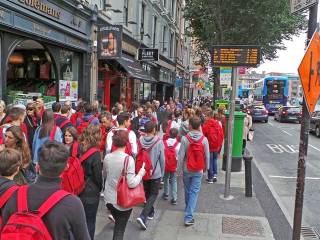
[116, 54, 155, 82]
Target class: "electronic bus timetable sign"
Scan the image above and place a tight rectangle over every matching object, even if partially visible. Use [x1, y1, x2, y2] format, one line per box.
[212, 45, 261, 67]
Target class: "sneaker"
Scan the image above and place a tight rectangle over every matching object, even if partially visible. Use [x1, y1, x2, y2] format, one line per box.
[147, 210, 155, 220]
[162, 194, 169, 200]
[108, 214, 115, 223]
[207, 179, 214, 184]
[137, 216, 147, 230]
[212, 177, 217, 182]
[171, 199, 177, 205]
[159, 181, 164, 189]
[100, 192, 104, 197]
[184, 219, 195, 226]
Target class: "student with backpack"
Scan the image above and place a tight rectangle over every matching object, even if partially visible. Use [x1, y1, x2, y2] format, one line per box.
[76, 103, 100, 134]
[78, 125, 103, 239]
[54, 104, 74, 133]
[162, 128, 180, 205]
[202, 109, 224, 183]
[1, 141, 91, 240]
[178, 116, 210, 226]
[0, 148, 20, 223]
[106, 112, 137, 157]
[32, 111, 63, 164]
[136, 121, 165, 230]
[103, 130, 146, 240]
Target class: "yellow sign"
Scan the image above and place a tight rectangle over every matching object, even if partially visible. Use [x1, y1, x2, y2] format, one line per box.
[298, 31, 320, 113]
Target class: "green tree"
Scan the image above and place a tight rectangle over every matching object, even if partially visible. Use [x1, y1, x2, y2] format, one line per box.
[184, 0, 307, 64]
[184, 0, 306, 101]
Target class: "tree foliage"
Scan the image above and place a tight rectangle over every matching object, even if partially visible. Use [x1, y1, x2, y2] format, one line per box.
[184, 0, 307, 66]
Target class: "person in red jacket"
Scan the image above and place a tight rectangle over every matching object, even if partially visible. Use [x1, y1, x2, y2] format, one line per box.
[70, 101, 85, 126]
[202, 109, 224, 183]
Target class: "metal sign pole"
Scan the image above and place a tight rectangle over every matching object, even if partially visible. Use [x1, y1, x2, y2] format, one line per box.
[224, 67, 237, 199]
[292, 3, 318, 240]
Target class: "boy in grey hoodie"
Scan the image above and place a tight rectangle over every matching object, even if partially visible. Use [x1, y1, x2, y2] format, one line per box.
[178, 116, 210, 226]
[137, 121, 165, 230]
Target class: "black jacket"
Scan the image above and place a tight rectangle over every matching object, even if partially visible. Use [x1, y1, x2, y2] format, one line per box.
[131, 116, 141, 138]
[2, 175, 90, 240]
[79, 150, 103, 203]
[24, 115, 41, 150]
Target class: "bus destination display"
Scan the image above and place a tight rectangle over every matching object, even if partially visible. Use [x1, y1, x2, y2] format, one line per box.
[212, 46, 261, 67]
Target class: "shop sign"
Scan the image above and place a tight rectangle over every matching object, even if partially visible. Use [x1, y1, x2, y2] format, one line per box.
[18, 0, 61, 19]
[9, 0, 88, 34]
[175, 77, 183, 87]
[220, 67, 232, 86]
[98, 25, 123, 59]
[137, 48, 159, 61]
[59, 80, 78, 101]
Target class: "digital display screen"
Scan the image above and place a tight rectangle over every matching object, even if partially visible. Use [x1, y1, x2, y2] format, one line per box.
[267, 80, 285, 100]
[212, 46, 260, 67]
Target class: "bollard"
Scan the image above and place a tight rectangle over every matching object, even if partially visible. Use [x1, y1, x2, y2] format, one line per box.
[243, 149, 253, 197]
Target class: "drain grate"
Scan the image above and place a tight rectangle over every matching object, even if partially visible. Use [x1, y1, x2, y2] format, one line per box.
[222, 216, 264, 236]
[301, 227, 320, 239]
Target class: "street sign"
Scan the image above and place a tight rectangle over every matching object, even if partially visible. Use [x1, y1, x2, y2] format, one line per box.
[290, 0, 318, 14]
[137, 48, 159, 61]
[298, 30, 320, 113]
[212, 45, 261, 67]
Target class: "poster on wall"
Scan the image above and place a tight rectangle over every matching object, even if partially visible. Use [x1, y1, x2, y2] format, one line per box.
[98, 25, 122, 59]
[59, 80, 78, 101]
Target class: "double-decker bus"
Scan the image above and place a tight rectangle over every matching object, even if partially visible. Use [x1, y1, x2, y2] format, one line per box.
[253, 76, 289, 114]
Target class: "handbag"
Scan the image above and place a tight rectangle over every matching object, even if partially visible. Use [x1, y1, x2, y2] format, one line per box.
[248, 128, 254, 141]
[117, 156, 146, 208]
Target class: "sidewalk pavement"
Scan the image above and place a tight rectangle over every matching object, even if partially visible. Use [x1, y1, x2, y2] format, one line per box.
[95, 159, 275, 240]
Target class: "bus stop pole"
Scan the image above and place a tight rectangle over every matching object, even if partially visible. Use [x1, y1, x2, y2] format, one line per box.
[224, 67, 237, 199]
[292, 4, 317, 240]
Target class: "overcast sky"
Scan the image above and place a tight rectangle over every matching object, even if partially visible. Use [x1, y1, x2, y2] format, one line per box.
[254, 33, 306, 74]
[254, 3, 320, 74]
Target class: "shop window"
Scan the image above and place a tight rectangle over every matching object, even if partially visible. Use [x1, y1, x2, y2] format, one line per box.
[6, 40, 57, 106]
[59, 50, 80, 102]
[143, 83, 151, 101]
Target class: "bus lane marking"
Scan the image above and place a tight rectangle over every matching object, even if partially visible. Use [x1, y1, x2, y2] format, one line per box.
[281, 130, 293, 136]
[269, 175, 320, 180]
[266, 144, 299, 154]
[309, 144, 320, 152]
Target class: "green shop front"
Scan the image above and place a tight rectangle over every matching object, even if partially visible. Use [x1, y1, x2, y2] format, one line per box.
[0, 0, 96, 107]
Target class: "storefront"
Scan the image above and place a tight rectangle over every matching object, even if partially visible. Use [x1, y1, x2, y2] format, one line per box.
[0, 0, 96, 106]
[98, 53, 155, 109]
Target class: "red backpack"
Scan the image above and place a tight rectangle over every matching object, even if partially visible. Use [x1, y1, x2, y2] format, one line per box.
[164, 140, 179, 172]
[59, 119, 72, 130]
[61, 145, 99, 195]
[111, 130, 133, 155]
[77, 116, 95, 134]
[49, 126, 57, 141]
[185, 135, 206, 172]
[0, 185, 19, 228]
[204, 119, 224, 152]
[135, 139, 160, 180]
[1, 185, 70, 240]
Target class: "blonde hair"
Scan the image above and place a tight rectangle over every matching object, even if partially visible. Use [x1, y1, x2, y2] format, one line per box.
[0, 100, 6, 111]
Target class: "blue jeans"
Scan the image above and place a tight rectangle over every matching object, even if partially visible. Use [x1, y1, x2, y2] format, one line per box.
[208, 152, 218, 180]
[183, 171, 203, 222]
[163, 172, 177, 201]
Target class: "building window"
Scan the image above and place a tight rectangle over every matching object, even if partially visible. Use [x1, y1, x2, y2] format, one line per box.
[171, 0, 175, 18]
[169, 33, 174, 58]
[123, 0, 129, 26]
[153, 16, 157, 48]
[141, 3, 145, 39]
[163, 26, 167, 52]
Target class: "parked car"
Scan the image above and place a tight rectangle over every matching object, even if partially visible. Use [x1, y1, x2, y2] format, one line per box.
[274, 106, 301, 123]
[310, 111, 320, 137]
[247, 105, 269, 123]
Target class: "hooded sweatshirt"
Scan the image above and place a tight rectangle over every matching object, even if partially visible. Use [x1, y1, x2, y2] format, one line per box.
[178, 130, 210, 173]
[139, 135, 165, 180]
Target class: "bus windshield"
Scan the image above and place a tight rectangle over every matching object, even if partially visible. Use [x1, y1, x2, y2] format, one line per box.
[266, 80, 285, 100]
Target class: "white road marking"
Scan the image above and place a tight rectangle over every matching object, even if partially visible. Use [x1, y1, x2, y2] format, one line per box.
[281, 130, 293, 136]
[269, 175, 320, 180]
[266, 144, 299, 153]
[309, 144, 320, 152]
[268, 122, 274, 126]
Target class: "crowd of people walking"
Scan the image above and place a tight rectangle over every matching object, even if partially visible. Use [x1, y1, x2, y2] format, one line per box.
[0, 97, 225, 240]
